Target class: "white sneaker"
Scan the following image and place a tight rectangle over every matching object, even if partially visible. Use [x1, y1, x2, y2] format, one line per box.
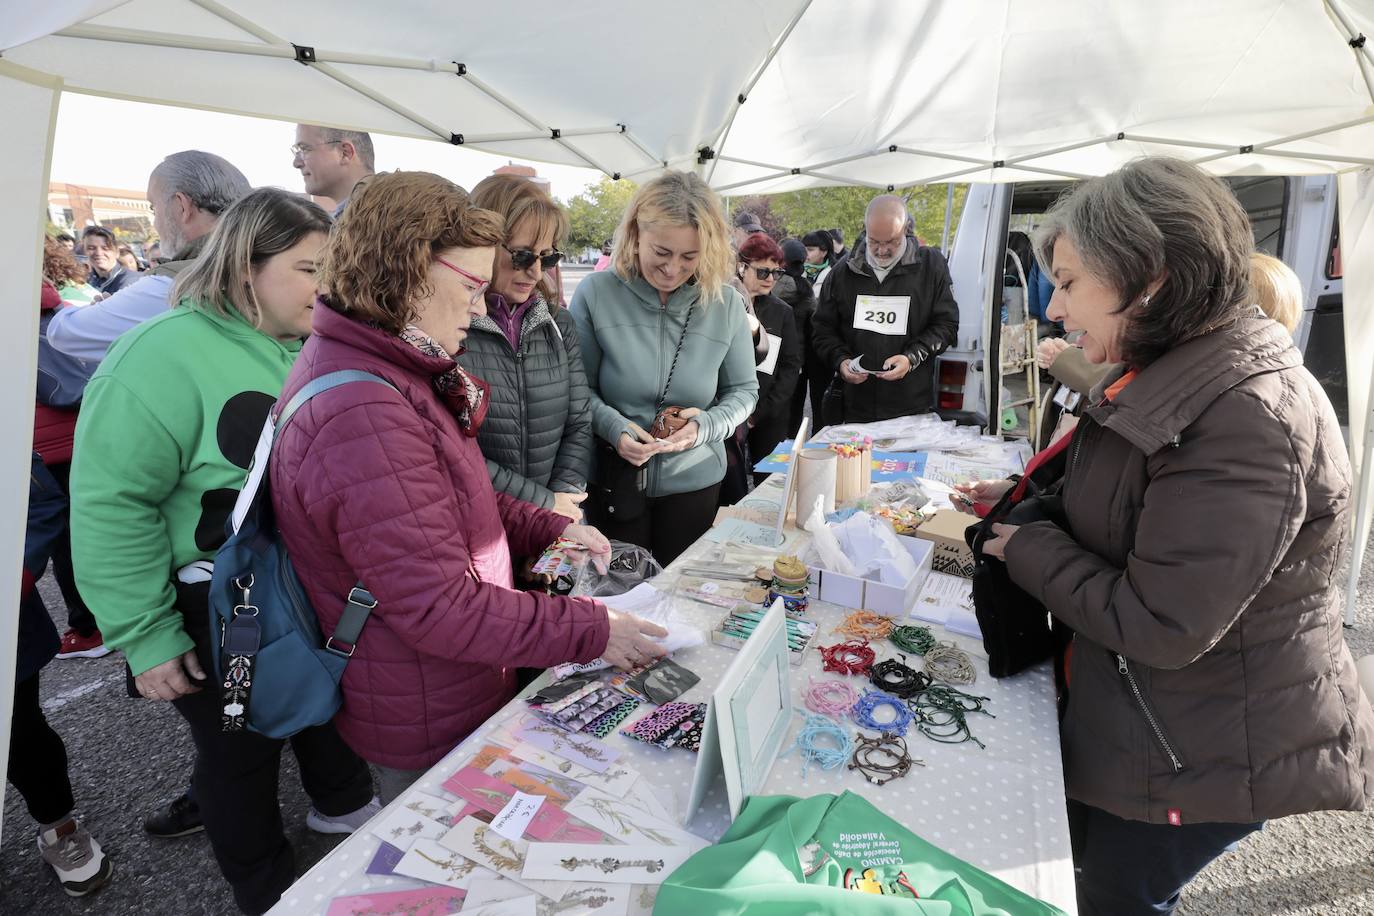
[38, 819, 112, 897]
[307, 795, 382, 835]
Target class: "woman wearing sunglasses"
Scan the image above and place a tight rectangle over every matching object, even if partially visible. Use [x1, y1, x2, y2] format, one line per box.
[269, 172, 667, 803]
[736, 234, 802, 484]
[571, 171, 759, 565]
[458, 174, 591, 525]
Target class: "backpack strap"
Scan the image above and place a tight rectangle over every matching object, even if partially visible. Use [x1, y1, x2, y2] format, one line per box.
[275, 369, 395, 432]
[275, 370, 397, 656]
[325, 587, 377, 658]
[221, 369, 397, 733]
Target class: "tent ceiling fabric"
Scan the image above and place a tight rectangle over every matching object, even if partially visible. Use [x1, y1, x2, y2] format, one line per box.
[5, 0, 1374, 189]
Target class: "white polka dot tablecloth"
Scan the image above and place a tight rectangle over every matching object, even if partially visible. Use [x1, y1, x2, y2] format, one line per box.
[273, 477, 1078, 915]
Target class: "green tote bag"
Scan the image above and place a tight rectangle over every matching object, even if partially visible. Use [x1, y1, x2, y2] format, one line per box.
[656, 791, 1067, 916]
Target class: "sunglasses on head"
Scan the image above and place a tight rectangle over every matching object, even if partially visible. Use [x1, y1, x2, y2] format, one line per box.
[746, 266, 786, 281]
[504, 244, 563, 270]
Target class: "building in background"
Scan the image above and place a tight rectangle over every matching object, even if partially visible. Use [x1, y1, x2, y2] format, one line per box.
[492, 162, 551, 197]
[48, 182, 153, 243]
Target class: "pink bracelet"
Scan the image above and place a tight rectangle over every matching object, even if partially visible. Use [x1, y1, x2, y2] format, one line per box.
[804, 678, 859, 718]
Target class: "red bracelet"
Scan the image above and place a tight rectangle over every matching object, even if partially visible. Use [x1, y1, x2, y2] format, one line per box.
[819, 639, 876, 676]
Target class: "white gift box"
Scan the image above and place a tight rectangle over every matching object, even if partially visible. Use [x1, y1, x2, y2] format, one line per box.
[807, 534, 934, 616]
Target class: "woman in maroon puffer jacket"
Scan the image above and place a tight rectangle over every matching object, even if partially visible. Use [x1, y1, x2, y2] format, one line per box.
[271, 172, 667, 801]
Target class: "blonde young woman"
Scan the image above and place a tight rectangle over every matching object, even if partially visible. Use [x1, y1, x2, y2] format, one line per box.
[570, 170, 759, 565]
[70, 188, 377, 914]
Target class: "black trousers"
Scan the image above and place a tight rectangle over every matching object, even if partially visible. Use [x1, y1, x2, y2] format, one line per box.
[591, 481, 722, 568]
[1068, 799, 1262, 915]
[46, 463, 97, 637]
[7, 668, 75, 825]
[171, 582, 374, 915]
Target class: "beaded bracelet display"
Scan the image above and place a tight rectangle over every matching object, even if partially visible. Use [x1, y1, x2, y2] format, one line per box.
[787, 713, 855, 777]
[804, 678, 859, 718]
[909, 704, 987, 749]
[890, 623, 937, 656]
[851, 689, 915, 736]
[834, 610, 895, 641]
[923, 642, 977, 685]
[912, 683, 993, 717]
[848, 733, 924, 786]
[868, 656, 933, 699]
[818, 639, 876, 676]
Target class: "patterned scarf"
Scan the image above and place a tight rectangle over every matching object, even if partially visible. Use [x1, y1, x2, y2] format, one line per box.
[397, 324, 489, 435]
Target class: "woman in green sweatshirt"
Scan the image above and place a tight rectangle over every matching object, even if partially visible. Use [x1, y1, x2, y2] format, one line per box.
[68, 188, 376, 915]
[571, 171, 759, 565]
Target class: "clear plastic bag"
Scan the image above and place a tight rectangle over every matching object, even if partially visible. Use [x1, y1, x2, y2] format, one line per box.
[570, 540, 663, 598]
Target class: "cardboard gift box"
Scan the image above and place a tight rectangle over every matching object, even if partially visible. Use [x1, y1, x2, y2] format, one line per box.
[807, 534, 934, 616]
[912, 510, 977, 578]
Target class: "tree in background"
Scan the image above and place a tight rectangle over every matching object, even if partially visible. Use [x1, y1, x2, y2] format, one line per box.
[563, 176, 638, 251]
[748, 184, 969, 251]
[726, 195, 787, 239]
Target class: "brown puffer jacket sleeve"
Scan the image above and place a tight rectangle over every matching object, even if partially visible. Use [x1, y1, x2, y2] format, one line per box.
[1004, 388, 1305, 670]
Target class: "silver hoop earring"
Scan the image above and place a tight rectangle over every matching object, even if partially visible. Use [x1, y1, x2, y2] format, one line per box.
[1139, 294, 1151, 309]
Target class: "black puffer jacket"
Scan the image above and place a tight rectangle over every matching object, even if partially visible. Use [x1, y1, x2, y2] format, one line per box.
[457, 297, 592, 510]
[812, 241, 959, 422]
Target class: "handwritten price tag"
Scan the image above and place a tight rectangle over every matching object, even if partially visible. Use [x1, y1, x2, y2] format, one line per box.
[489, 791, 544, 841]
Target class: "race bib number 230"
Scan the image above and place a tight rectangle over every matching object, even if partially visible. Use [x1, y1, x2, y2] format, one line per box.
[852, 295, 910, 336]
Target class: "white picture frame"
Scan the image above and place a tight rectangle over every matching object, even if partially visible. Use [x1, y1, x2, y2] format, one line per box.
[713, 600, 794, 819]
[772, 417, 810, 546]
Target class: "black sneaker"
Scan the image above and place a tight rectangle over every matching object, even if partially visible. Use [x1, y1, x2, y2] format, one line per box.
[143, 793, 203, 838]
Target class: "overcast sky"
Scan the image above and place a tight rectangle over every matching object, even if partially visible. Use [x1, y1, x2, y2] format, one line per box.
[49, 93, 602, 202]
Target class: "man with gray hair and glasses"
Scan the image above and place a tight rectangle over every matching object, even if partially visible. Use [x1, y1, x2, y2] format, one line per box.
[291, 124, 374, 215]
[47, 150, 251, 362]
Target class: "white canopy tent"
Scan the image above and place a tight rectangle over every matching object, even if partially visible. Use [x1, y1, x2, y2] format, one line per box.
[4, 0, 1374, 842]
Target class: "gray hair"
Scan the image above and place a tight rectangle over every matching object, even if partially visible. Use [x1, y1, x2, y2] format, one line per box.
[150, 150, 251, 216]
[1032, 157, 1253, 368]
[317, 127, 375, 172]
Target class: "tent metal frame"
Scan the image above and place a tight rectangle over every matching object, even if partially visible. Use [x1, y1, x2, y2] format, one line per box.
[55, 0, 656, 176]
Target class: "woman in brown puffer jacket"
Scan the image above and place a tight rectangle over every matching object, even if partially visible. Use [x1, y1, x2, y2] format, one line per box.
[984, 157, 1374, 916]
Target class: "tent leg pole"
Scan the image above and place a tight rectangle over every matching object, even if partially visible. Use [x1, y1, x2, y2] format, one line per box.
[1345, 358, 1374, 627]
[0, 62, 61, 849]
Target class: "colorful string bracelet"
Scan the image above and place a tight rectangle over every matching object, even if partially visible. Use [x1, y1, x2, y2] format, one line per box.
[924, 642, 977, 686]
[787, 713, 855, 777]
[819, 640, 876, 676]
[869, 656, 932, 699]
[851, 689, 914, 736]
[834, 610, 895, 641]
[890, 623, 937, 656]
[848, 733, 923, 786]
[804, 678, 859, 718]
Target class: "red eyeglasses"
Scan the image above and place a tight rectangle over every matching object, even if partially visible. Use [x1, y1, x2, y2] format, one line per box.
[435, 256, 491, 306]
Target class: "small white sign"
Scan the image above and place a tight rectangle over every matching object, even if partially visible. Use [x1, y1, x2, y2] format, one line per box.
[490, 791, 545, 841]
[756, 332, 783, 375]
[852, 294, 911, 336]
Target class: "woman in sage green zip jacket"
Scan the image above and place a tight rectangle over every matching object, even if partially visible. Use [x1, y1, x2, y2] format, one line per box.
[570, 171, 758, 565]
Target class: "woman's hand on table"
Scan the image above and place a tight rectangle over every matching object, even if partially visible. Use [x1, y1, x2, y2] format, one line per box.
[657, 408, 701, 453]
[564, 523, 612, 574]
[982, 522, 1020, 560]
[602, 609, 669, 670]
[617, 423, 660, 467]
[951, 478, 1013, 514]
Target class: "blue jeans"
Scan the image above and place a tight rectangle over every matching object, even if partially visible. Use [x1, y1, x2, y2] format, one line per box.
[1068, 799, 1263, 915]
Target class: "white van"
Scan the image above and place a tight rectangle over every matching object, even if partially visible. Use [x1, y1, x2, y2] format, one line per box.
[937, 176, 1345, 436]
